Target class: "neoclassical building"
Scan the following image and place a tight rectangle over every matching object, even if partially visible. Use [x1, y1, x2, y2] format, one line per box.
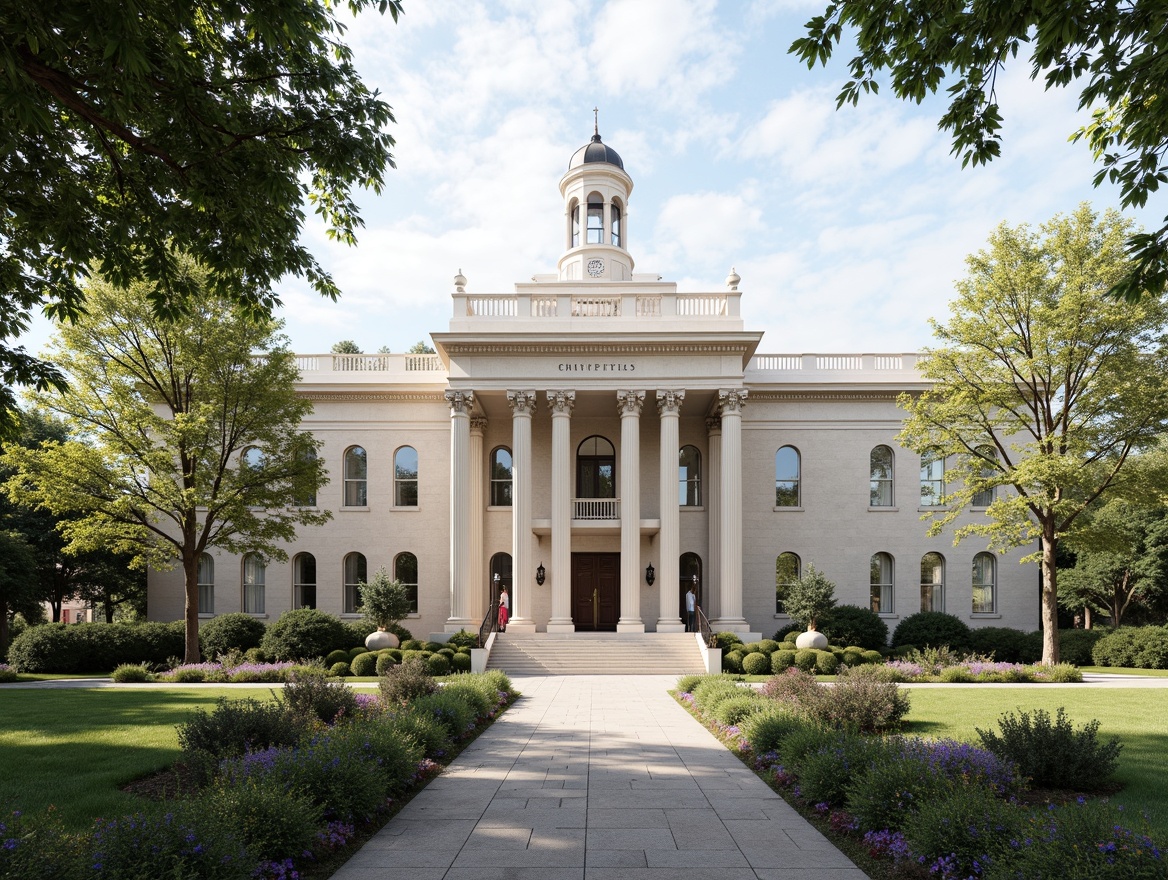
[148, 130, 1039, 640]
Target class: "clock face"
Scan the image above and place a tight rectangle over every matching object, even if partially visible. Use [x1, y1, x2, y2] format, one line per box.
[586, 258, 605, 277]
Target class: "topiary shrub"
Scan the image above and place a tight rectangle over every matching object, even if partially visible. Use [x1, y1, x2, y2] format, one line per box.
[976, 707, 1122, 790]
[742, 652, 770, 675]
[772, 622, 801, 642]
[199, 613, 266, 660]
[111, 663, 151, 682]
[714, 632, 744, 651]
[325, 649, 350, 667]
[967, 626, 1040, 663]
[243, 646, 268, 663]
[260, 608, 349, 661]
[861, 649, 884, 664]
[815, 651, 839, 675]
[722, 651, 744, 673]
[782, 629, 799, 645]
[756, 639, 781, 656]
[819, 604, 889, 650]
[349, 652, 377, 677]
[426, 653, 451, 676]
[347, 646, 367, 660]
[329, 661, 351, 677]
[842, 647, 865, 667]
[891, 611, 972, 651]
[794, 649, 817, 672]
[772, 649, 796, 673]
[450, 652, 472, 673]
[375, 653, 398, 675]
[400, 639, 426, 651]
[445, 629, 478, 650]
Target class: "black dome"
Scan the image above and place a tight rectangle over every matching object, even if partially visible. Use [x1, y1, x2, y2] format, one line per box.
[568, 133, 624, 171]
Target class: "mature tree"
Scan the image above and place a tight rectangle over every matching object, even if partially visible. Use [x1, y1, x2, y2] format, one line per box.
[1060, 500, 1168, 629]
[0, 1, 402, 436]
[331, 340, 362, 354]
[898, 205, 1168, 664]
[0, 530, 38, 656]
[791, 1, 1168, 301]
[783, 564, 837, 632]
[407, 340, 436, 354]
[3, 258, 330, 662]
[359, 567, 412, 631]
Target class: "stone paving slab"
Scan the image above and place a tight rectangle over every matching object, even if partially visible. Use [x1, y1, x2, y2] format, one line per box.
[328, 675, 867, 880]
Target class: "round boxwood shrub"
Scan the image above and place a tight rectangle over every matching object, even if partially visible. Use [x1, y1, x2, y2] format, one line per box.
[842, 647, 865, 667]
[756, 639, 781, 656]
[349, 652, 378, 677]
[329, 661, 351, 677]
[861, 650, 884, 664]
[772, 649, 797, 673]
[967, 626, 1041, 664]
[426, 653, 451, 676]
[742, 652, 770, 675]
[243, 646, 268, 663]
[815, 651, 839, 675]
[891, 611, 972, 651]
[375, 653, 399, 675]
[445, 629, 478, 650]
[347, 646, 368, 660]
[742, 641, 763, 655]
[722, 651, 744, 673]
[261, 608, 350, 661]
[438, 647, 456, 659]
[794, 649, 817, 672]
[819, 604, 889, 650]
[400, 639, 426, 651]
[783, 629, 799, 644]
[199, 613, 267, 660]
[772, 622, 801, 642]
[325, 649, 351, 667]
[714, 632, 744, 651]
[451, 652, 472, 672]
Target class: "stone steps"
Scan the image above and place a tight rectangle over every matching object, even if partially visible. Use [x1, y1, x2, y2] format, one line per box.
[485, 632, 706, 675]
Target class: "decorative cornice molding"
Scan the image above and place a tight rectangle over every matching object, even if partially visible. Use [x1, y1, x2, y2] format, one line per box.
[547, 390, 576, 415]
[748, 391, 902, 401]
[656, 389, 685, 416]
[302, 392, 445, 402]
[616, 389, 646, 417]
[506, 390, 538, 415]
[444, 389, 475, 414]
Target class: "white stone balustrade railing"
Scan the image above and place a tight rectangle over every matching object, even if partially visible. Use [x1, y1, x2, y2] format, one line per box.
[295, 353, 445, 374]
[748, 353, 920, 373]
[574, 498, 620, 520]
[454, 290, 739, 321]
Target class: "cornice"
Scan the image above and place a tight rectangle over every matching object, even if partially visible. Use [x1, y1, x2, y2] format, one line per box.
[747, 391, 903, 401]
[301, 392, 447, 402]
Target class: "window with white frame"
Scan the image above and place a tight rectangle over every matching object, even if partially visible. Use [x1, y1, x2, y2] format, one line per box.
[586, 192, 603, 244]
[870, 552, 894, 613]
[870, 446, 894, 506]
[920, 552, 944, 612]
[343, 552, 366, 614]
[611, 199, 623, 247]
[197, 554, 214, 614]
[394, 446, 418, 507]
[242, 554, 265, 614]
[490, 447, 513, 507]
[395, 552, 418, 614]
[972, 553, 996, 613]
[920, 451, 945, 506]
[294, 553, 316, 610]
[776, 552, 800, 614]
[344, 446, 367, 507]
[679, 445, 701, 506]
[775, 446, 800, 507]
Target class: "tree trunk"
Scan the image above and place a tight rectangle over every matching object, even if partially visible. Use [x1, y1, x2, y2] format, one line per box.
[1084, 605, 1092, 630]
[184, 554, 201, 664]
[103, 595, 115, 624]
[1040, 524, 1060, 665]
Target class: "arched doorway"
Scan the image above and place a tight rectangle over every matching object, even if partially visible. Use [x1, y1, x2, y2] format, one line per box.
[679, 552, 703, 628]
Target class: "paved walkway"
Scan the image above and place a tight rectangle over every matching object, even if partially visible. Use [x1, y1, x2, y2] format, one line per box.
[330, 675, 866, 880]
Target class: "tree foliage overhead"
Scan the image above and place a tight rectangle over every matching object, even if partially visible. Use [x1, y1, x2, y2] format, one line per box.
[0, 1, 402, 435]
[898, 205, 1168, 664]
[2, 256, 331, 662]
[790, 0, 1168, 301]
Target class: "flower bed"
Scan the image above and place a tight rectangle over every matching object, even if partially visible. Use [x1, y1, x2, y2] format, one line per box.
[878, 657, 1083, 683]
[153, 660, 302, 683]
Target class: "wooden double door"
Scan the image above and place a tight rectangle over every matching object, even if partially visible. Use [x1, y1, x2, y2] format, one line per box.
[571, 553, 620, 631]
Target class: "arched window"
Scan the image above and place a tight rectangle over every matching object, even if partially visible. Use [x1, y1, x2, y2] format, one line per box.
[395, 552, 418, 614]
[679, 552, 702, 619]
[294, 553, 316, 610]
[242, 554, 265, 614]
[293, 447, 317, 507]
[586, 193, 604, 244]
[776, 446, 800, 507]
[920, 552, 944, 612]
[920, 451, 945, 506]
[776, 552, 800, 615]
[569, 198, 581, 248]
[490, 447, 513, 507]
[576, 436, 615, 499]
[242, 446, 265, 469]
[394, 446, 418, 507]
[611, 199, 622, 247]
[344, 446, 367, 507]
[972, 446, 997, 507]
[870, 446, 894, 506]
[490, 552, 513, 605]
[870, 552, 894, 613]
[197, 554, 214, 615]
[679, 445, 701, 506]
[972, 553, 996, 613]
[343, 552, 366, 614]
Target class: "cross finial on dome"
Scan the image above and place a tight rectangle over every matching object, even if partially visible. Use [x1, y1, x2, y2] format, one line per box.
[593, 107, 599, 137]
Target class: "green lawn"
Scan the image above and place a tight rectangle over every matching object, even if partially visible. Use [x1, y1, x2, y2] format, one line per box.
[904, 687, 1168, 837]
[0, 687, 274, 831]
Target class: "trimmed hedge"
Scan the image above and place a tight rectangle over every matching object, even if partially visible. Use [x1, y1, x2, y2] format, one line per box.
[7, 621, 185, 673]
[967, 626, 1040, 664]
[891, 611, 972, 651]
[1092, 626, 1168, 669]
[260, 609, 350, 661]
[819, 604, 889, 650]
[199, 613, 266, 659]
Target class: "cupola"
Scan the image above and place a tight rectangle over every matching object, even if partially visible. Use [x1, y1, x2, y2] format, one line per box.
[558, 112, 634, 282]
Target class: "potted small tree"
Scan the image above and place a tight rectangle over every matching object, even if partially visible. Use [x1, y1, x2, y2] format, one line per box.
[360, 567, 412, 650]
[783, 564, 837, 650]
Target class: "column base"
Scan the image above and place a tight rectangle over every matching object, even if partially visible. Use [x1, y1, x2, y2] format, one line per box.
[504, 619, 537, 634]
[709, 617, 751, 633]
[616, 620, 646, 633]
[656, 620, 686, 633]
[546, 620, 576, 633]
[443, 619, 475, 633]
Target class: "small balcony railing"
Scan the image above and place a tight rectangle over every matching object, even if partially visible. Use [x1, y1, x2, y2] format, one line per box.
[573, 498, 619, 520]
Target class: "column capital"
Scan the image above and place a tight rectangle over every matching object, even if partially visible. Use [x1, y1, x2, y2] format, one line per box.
[616, 389, 646, 416]
[706, 416, 722, 434]
[656, 389, 685, 416]
[445, 389, 475, 414]
[470, 416, 488, 434]
[506, 390, 538, 415]
[717, 388, 748, 414]
[547, 390, 576, 415]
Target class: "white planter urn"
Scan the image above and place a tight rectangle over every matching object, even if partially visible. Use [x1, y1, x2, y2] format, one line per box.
[795, 629, 829, 650]
[364, 628, 399, 650]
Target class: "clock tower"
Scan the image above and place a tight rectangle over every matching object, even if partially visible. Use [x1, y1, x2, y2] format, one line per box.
[557, 116, 635, 282]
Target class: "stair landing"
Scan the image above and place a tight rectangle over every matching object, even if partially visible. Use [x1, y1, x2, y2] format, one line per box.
[485, 632, 706, 676]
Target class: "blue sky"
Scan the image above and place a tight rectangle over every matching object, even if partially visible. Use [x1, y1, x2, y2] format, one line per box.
[21, 0, 1163, 357]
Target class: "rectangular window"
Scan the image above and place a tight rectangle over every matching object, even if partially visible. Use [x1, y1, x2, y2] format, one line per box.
[920, 454, 945, 506]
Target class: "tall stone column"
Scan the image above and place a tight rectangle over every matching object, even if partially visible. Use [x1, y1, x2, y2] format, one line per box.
[469, 417, 487, 624]
[656, 390, 685, 632]
[706, 417, 722, 622]
[713, 389, 749, 631]
[507, 390, 538, 632]
[547, 390, 576, 632]
[445, 390, 474, 631]
[617, 390, 646, 632]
